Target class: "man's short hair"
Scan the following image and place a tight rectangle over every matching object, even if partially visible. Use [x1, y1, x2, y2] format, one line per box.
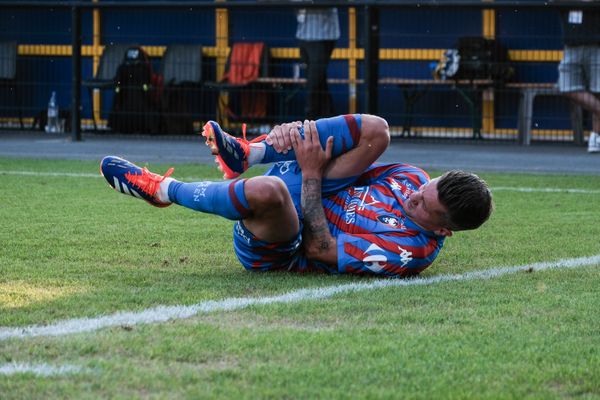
[437, 170, 493, 231]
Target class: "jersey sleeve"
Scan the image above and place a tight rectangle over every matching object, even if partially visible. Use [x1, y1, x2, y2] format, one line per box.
[336, 232, 443, 278]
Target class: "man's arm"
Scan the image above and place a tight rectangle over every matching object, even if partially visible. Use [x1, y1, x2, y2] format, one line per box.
[266, 114, 390, 180]
[291, 120, 337, 264]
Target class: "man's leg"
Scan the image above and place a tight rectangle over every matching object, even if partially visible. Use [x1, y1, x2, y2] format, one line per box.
[100, 156, 300, 243]
[563, 92, 600, 153]
[563, 91, 600, 132]
[558, 45, 600, 152]
[203, 114, 390, 180]
[300, 40, 335, 119]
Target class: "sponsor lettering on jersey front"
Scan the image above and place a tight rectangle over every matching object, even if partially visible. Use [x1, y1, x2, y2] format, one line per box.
[343, 186, 366, 224]
[362, 243, 388, 273]
[342, 186, 383, 225]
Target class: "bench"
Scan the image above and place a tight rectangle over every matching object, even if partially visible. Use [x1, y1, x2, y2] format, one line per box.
[259, 77, 584, 145]
[380, 79, 584, 144]
[379, 78, 494, 139]
[509, 82, 583, 146]
[259, 77, 491, 139]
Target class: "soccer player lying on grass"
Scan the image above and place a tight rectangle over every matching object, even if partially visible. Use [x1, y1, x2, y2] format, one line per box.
[101, 114, 493, 277]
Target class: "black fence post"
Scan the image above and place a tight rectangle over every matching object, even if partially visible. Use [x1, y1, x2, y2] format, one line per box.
[363, 4, 379, 114]
[71, 4, 82, 141]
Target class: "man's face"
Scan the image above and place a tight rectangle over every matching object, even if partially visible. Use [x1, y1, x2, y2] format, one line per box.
[404, 178, 451, 235]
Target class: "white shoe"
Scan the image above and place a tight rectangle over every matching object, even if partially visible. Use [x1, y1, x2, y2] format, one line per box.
[588, 132, 600, 153]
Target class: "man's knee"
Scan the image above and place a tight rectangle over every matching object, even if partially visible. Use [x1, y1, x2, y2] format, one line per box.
[245, 176, 290, 211]
[361, 114, 390, 150]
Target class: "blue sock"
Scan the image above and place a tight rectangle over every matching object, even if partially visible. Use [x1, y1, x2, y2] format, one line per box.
[261, 114, 362, 163]
[167, 178, 250, 220]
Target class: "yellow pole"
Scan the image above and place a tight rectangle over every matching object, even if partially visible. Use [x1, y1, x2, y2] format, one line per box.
[92, 0, 101, 124]
[348, 7, 357, 114]
[215, 3, 229, 126]
[482, 7, 496, 134]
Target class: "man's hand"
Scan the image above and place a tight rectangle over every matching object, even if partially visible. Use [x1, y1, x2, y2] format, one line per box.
[290, 120, 333, 178]
[291, 120, 337, 265]
[265, 121, 302, 154]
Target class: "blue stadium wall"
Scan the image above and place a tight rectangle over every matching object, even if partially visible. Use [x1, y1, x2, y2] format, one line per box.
[0, 0, 574, 134]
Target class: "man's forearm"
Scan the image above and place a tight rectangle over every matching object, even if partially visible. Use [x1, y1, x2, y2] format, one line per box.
[301, 176, 336, 263]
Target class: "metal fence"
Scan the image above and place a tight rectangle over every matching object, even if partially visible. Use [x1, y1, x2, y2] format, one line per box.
[0, 1, 596, 146]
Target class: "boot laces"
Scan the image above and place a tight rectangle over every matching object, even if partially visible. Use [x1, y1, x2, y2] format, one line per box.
[125, 167, 174, 197]
[236, 123, 267, 154]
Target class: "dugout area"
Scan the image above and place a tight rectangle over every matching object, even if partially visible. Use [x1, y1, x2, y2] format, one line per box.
[0, 1, 593, 144]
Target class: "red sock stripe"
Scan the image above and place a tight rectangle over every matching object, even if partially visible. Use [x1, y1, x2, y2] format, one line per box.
[229, 179, 251, 218]
[343, 114, 360, 146]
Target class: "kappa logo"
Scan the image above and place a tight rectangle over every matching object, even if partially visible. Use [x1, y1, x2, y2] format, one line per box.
[362, 243, 387, 273]
[398, 245, 413, 267]
[377, 214, 405, 229]
[390, 179, 415, 199]
[389, 179, 404, 192]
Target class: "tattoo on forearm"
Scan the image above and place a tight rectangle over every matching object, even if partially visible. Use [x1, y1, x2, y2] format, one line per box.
[302, 178, 331, 251]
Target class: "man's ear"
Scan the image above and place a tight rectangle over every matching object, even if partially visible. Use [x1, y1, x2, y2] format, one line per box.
[434, 227, 453, 237]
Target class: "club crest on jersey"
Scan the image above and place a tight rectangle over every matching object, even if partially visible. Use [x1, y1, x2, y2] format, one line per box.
[377, 214, 405, 229]
[362, 244, 387, 273]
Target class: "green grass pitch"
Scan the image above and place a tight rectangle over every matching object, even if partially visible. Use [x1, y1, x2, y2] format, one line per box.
[0, 157, 599, 399]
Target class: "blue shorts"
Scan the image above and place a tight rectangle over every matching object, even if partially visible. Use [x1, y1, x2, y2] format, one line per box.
[233, 161, 357, 272]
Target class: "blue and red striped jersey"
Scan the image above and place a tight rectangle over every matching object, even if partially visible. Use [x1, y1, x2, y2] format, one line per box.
[313, 163, 445, 277]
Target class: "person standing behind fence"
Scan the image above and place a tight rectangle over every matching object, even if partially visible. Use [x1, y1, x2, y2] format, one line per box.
[558, 6, 600, 153]
[295, 5, 340, 120]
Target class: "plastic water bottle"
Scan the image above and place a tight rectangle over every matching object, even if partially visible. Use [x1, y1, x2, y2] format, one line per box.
[45, 91, 59, 133]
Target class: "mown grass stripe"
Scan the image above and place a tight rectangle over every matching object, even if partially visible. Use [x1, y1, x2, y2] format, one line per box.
[492, 186, 600, 194]
[1, 254, 598, 341]
[0, 363, 85, 376]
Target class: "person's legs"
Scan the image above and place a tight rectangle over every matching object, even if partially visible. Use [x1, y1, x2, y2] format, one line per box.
[301, 40, 335, 119]
[300, 40, 328, 120]
[559, 45, 600, 152]
[584, 44, 600, 149]
[563, 91, 600, 132]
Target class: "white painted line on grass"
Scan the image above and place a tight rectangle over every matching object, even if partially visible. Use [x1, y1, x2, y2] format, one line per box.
[1, 254, 598, 342]
[0, 170, 202, 182]
[0, 362, 85, 376]
[0, 170, 100, 178]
